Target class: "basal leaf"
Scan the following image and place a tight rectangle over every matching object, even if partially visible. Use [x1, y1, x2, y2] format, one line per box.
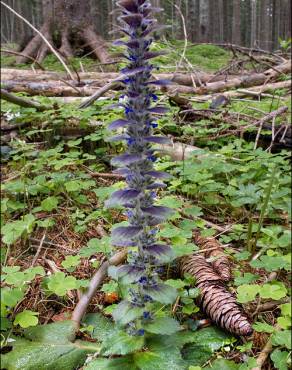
[1, 321, 98, 370]
[101, 329, 144, 356]
[145, 317, 181, 335]
[84, 356, 137, 370]
[112, 300, 144, 326]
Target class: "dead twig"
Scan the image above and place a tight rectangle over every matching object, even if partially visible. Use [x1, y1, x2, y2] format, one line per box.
[31, 232, 46, 267]
[79, 81, 121, 109]
[71, 250, 127, 326]
[251, 324, 281, 370]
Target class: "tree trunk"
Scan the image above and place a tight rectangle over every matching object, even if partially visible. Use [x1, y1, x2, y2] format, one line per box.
[232, 0, 241, 45]
[199, 0, 209, 42]
[250, 0, 257, 47]
[17, 0, 110, 64]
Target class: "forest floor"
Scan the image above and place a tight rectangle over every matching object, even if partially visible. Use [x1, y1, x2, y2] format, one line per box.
[0, 42, 291, 370]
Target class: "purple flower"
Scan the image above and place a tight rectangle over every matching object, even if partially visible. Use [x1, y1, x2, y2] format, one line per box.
[109, 0, 175, 334]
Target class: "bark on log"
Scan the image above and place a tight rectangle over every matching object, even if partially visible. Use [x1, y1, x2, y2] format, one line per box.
[0, 68, 226, 86]
[162, 60, 291, 95]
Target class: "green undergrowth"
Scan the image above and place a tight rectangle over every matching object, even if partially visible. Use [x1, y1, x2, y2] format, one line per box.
[0, 93, 291, 369]
[1, 41, 231, 73]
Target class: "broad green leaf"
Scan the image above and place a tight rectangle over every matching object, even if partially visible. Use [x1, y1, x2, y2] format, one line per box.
[183, 206, 203, 217]
[1, 320, 99, 370]
[271, 349, 289, 370]
[79, 237, 112, 257]
[1, 214, 35, 245]
[165, 279, 187, 289]
[252, 322, 275, 333]
[144, 283, 177, 304]
[145, 317, 181, 335]
[280, 303, 291, 317]
[205, 359, 239, 370]
[1, 287, 25, 309]
[14, 310, 39, 328]
[237, 284, 260, 303]
[182, 327, 232, 366]
[277, 316, 291, 329]
[65, 181, 81, 192]
[83, 313, 116, 342]
[250, 255, 291, 272]
[47, 272, 78, 296]
[112, 301, 144, 326]
[84, 356, 137, 370]
[101, 330, 144, 356]
[61, 256, 81, 270]
[272, 330, 291, 349]
[41, 197, 59, 212]
[259, 282, 287, 300]
[234, 273, 259, 286]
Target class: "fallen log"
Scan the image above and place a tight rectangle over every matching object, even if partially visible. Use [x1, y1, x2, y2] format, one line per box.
[163, 60, 291, 95]
[1, 68, 227, 86]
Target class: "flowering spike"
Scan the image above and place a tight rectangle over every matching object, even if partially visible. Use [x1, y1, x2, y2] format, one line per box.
[108, 0, 177, 336]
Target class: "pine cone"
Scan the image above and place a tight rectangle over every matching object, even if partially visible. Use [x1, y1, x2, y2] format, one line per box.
[180, 254, 253, 336]
[193, 232, 231, 282]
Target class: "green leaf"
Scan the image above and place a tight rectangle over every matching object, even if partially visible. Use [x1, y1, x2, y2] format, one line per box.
[205, 359, 239, 370]
[272, 330, 291, 349]
[234, 251, 251, 261]
[112, 301, 144, 326]
[1, 320, 98, 370]
[277, 316, 291, 329]
[101, 330, 144, 356]
[82, 313, 116, 342]
[145, 317, 181, 335]
[172, 243, 198, 258]
[80, 237, 111, 257]
[1, 214, 35, 245]
[250, 255, 291, 272]
[144, 283, 177, 304]
[237, 284, 260, 303]
[183, 206, 203, 217]
[234, 273, 259, 286]
[14, 310, 39, 328]
[259, 282, 287, 300]
[271, 349, 289, 370]
[165, 279, 187, 289]
[182, 327, 232, 366]
[1, 287, 25, 309]
[158, 196, 184, 209]
[41, 196, 59, 212]
[252, 322, 275, 333]
[65, 181, 82, 192]
[47, 272, 78, 296]
[61, 256, 81, 270]
[280, 303, 291, 317]
[84, 356, 137, 370]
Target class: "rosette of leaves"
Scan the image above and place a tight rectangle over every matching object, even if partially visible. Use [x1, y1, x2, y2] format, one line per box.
[106, 0, 177, 336]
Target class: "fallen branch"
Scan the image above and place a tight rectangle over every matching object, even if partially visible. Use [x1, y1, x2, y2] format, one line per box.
[71, 250, 127, 326]
[1, 88, 48, 111]
[251, 324, 281, 370]
[79, 81, 121, 109]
